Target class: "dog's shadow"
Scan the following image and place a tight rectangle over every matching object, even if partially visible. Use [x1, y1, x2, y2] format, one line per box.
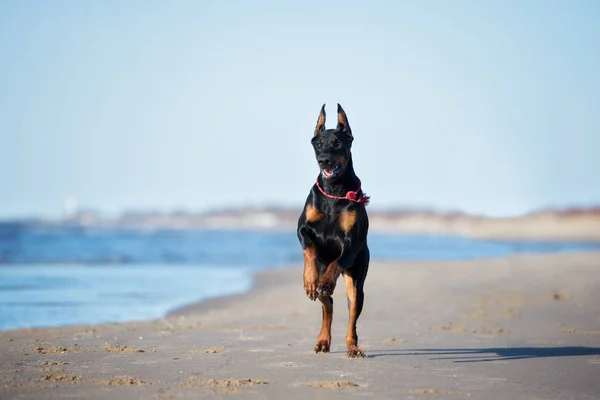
[364, 346, 600, 362]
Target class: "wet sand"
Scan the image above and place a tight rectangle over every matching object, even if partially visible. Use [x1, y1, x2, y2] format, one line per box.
[1, 252, 599, 399]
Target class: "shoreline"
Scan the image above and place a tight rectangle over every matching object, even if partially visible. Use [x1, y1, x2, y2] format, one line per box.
[0, 262, 296, 335]
[4, 242, 600, 334]
[3, 244, 600, 334]
[166, 264, 296, 319]
[2, 251, 600, 399]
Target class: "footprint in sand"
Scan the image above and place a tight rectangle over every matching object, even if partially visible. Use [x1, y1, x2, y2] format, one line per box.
[273, 361, 305, 367]
[103, 344, 145, 353]
[409, 388, 461, 396]
[307, 380, 360, 389]
[384, 338, 407, 343]
[100, 376, 147, 386]
[189, 345, 225, 354]
[247, 348, 275, 353]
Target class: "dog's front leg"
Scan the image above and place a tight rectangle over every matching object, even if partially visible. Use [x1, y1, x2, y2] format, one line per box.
[303, 247, 319, 301]
[316, 240, 360, 297]
[298, 225, 319, 301]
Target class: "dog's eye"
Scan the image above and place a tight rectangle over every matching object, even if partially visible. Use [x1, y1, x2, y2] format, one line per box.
[332, 140, 341, 148]
[316, 141, 323, 149]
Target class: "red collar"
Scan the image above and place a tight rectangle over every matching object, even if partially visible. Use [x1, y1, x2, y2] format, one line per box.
[315, 177, 370, 206]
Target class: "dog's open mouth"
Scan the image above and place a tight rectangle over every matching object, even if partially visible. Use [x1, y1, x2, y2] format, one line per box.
[321, 165, 341, 179]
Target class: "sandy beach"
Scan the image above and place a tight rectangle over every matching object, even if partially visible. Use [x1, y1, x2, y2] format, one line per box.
[1, 251, 599, 399]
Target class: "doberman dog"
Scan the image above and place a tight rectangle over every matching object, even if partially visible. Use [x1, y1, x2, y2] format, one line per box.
[297, 103, 370, 358]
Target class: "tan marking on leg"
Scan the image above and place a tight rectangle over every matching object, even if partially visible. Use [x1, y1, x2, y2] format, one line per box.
[343, 271, 364, 358]
[339, 210, 357, 232]
[303, 247, 318, 301]
[305, 204, 324, 223]
[314, 295, 333, 353]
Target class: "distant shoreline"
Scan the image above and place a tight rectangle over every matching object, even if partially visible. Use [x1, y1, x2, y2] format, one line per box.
[4, 206, 600, 242]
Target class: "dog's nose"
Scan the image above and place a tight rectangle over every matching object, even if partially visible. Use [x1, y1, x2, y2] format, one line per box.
[317, 156, 331, 167]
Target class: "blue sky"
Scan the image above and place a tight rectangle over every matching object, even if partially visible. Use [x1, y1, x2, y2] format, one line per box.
[1, 0, 599, 218]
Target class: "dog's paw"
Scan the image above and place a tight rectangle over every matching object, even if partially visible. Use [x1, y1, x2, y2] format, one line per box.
[304, 281, 318, 301]
[316, 279, 336, 297]
[346, 345, 365, 358]
[314, 340, 330, 353]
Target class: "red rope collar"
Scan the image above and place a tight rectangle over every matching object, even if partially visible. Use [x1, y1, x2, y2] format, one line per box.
[315, 177, 370, 206]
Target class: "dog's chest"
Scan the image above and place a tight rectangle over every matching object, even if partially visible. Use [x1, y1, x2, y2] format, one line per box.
[308, 210, 344, 242]
[311, 221, 343, 262]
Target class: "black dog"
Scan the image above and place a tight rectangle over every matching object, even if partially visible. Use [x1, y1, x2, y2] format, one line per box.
[297, 103, 370, 358]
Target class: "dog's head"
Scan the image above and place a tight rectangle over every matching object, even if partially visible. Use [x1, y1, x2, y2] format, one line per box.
[311, 103, 354, 183]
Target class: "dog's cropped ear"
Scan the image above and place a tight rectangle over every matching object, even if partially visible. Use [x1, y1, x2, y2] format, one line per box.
[314, 104, 326, 136]
[336, 103, 352, 138]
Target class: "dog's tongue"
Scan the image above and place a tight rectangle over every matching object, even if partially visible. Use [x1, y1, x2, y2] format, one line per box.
[322, 168, 334, 177]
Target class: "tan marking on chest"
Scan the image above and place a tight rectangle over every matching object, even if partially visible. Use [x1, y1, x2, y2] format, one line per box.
[305, 204, 324, 223]
[339, 210, 357, 232]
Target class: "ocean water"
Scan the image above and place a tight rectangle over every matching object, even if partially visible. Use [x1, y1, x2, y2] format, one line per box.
[1, 223, 599, 331]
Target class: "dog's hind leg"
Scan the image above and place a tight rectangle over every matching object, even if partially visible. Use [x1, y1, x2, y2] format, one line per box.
[314, 295, 333, 353]
[343, 268, 366, 358]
